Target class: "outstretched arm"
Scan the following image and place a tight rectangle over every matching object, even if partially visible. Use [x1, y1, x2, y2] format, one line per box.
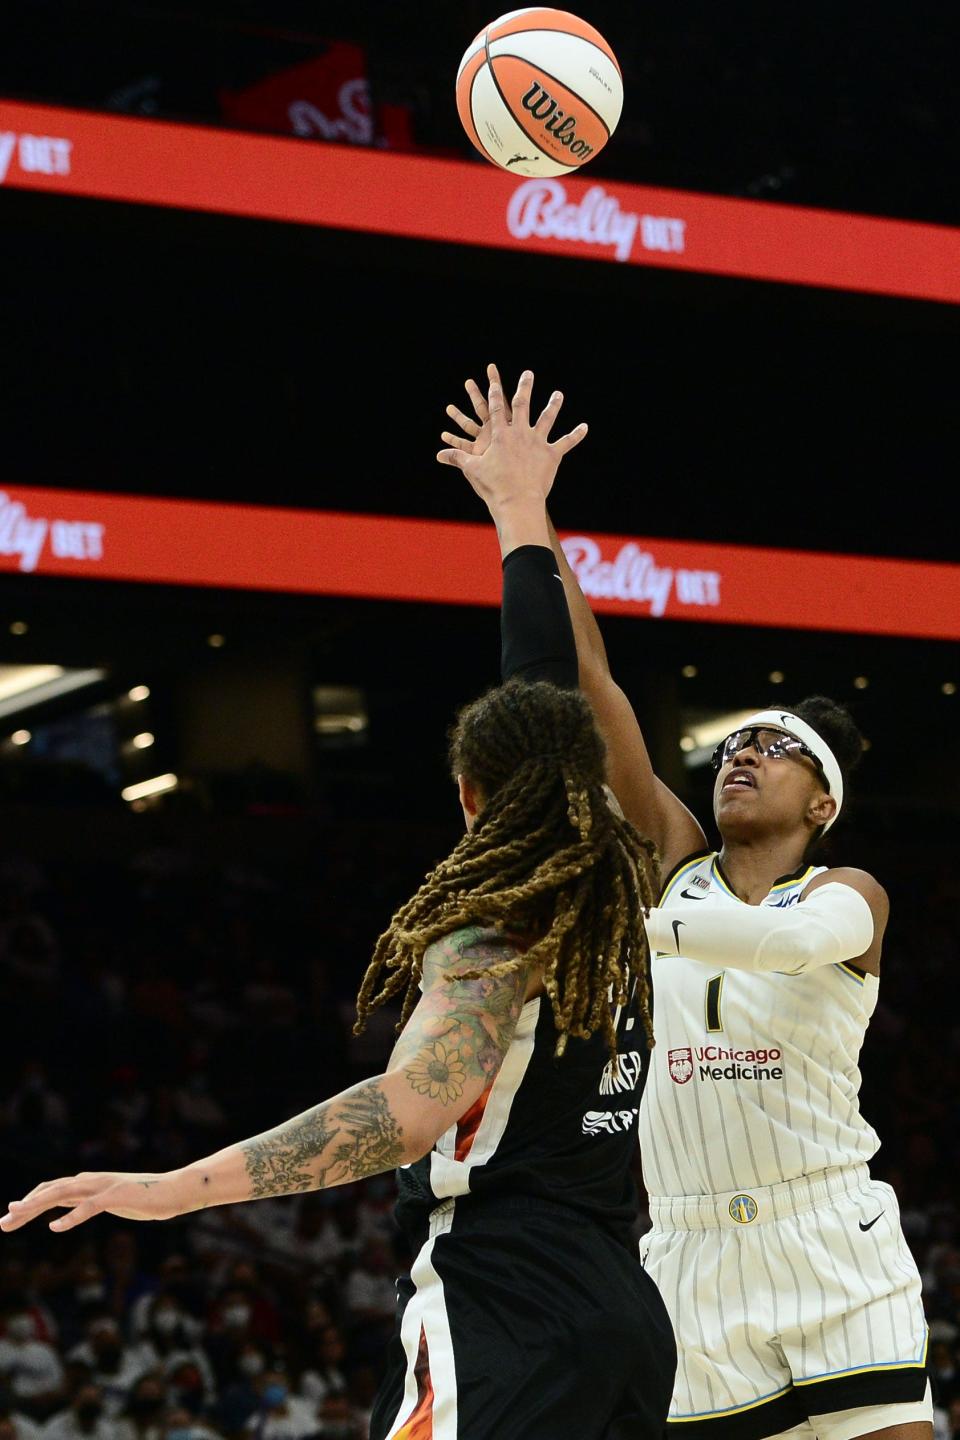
[545, 513, 705, 871]
[647, 875, 884, 976]
[440, 365, 705, 872]
[0, 929, 528, 1234]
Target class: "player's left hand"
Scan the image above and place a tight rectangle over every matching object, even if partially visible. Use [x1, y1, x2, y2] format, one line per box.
[1, 1170, 185, 1233]
[440, 365, 505, 463]
[437, 364, 587, 513]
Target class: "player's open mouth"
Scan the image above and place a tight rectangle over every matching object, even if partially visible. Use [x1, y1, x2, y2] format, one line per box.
[722, 770, 757, 790]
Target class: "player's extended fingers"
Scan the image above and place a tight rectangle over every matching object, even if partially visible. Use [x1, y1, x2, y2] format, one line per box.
[12, 1177, 63, 1202]
[49, 1200, 104, 1234]
[511, 369, 534, 425]
[445, 404, 480, 438]
[436, 447, 471, 469]
[464, 378, 489, 423]
[440, 430, 473, 450]
[486, 364, 512, 423]
[550, 422, 589, 457]
[487, 378, 509, 433]
[2, 1180, 83, 1230]
[535, 389, 565, 437]
[10, 1173, 83, 1207]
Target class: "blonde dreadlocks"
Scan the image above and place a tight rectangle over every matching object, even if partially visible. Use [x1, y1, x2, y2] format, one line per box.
[355, 680, 660, 1057]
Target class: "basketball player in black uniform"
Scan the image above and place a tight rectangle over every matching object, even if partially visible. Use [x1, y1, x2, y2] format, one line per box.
[2, 684, 675, 1428]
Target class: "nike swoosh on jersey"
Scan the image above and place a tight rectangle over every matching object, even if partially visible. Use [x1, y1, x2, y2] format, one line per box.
[680, 888, 707, 900]
[671, 919, 685, 953]
[859, 1211, 884, 1232]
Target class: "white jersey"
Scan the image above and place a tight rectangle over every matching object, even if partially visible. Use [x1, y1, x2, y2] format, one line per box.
[638, 851, 880, 1198]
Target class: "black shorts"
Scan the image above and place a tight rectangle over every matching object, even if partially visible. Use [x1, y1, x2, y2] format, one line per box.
[370, 1196, 677, 1440]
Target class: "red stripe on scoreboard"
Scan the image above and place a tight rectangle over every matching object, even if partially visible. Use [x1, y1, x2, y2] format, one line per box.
[1, 100, 959, 303]
[3, 485, 960, 641]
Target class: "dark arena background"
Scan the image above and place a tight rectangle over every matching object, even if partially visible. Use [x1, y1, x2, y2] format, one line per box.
[1, 4, 959, 1438]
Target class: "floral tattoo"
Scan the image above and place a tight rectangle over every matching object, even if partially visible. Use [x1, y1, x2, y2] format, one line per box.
[404, 1040, 469, 1104]
[393, 927, 527, 1108]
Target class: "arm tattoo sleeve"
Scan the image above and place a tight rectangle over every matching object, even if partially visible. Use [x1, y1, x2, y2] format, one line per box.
[240, 1081, 404, 1199]
[391, 928, 528, 1107]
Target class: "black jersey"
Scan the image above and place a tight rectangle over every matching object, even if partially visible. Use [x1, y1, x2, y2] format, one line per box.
[394, 927, 646, 1247]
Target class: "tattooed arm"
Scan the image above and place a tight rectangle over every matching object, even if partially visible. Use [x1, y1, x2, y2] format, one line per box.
[386, 925, 529, 1105]
[0, 927, 529, 1234]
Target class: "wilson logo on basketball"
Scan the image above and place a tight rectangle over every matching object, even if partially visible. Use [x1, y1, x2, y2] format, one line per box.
[519, 82, 595, 160]
[668, 1048, 694, 1085]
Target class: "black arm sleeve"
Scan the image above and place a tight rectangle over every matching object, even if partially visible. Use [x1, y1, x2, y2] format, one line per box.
[500, 544, 578, 689]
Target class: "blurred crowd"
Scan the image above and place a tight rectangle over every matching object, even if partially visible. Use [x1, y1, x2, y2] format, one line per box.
[1, 815, 959, 1440]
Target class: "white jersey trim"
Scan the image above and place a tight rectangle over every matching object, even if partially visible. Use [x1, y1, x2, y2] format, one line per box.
[429, 996, 541, 1200]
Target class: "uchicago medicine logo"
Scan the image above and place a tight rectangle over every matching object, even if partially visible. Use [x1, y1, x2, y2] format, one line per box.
[668, 1042, 785, 1085]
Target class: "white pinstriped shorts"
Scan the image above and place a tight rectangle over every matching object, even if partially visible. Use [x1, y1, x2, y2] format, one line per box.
[640, 1165, 930, 1440]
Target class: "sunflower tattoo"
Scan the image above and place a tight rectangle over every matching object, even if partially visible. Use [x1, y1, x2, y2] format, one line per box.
[404, 1040, 468, 1105]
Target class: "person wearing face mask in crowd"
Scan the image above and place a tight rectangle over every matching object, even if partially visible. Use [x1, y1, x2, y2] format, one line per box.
[203, 1296, 253, 1391]
[162, 1366, 209, 1424]
[129, 1303, 213, 1412]
[243, 1375, 315, 1440]
[129, 1262, 203, 1346]
[0, 1268, 55, 1356]
[57, 1269, 108, 1351]
[295, 1327, 346, 1410]
[220, 1272, 277, 1354]
[65, 1321, 147, 1419]
[21, 1268, 58, 1352]
[40, 1384, 117, 1440]
[280, 1300, 332, 1395]
[114, 1379, 166, 1440]
[215, 1346, 269, 1438]
[0, 1310, 65, 1421]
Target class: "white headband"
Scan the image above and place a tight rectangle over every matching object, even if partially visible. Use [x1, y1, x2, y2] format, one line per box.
[738, 710, 844, 832]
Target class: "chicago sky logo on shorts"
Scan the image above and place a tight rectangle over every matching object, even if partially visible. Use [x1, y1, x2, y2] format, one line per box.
[668, 1048, 694, 1084]
[729, 1194, 759, 1224]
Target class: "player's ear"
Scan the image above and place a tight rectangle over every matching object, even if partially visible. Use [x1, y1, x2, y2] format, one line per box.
[458, 773, 481, 830]
[808, 789, 837, 831]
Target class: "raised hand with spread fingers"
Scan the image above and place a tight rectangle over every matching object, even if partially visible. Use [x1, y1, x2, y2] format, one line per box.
[438, 364, 588, 555]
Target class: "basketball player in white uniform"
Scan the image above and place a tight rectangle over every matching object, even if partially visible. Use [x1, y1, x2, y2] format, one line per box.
[438, 365, 932, 1440]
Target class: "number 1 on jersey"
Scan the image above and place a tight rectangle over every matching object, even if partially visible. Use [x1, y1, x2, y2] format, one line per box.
[705, 973, 724, 1033]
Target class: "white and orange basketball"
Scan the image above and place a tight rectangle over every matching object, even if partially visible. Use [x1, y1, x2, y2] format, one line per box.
[456, 8, 623, 176]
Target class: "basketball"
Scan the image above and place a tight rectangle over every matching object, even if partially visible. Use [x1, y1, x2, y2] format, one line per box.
[456, 8, 623, 177]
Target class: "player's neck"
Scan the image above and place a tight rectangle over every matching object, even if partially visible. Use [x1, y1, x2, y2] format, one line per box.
[716, 836, 809, 905]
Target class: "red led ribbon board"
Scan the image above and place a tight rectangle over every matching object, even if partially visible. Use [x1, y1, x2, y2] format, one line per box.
[2, 485, 960, 641]
[1, 100, 959, 303]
